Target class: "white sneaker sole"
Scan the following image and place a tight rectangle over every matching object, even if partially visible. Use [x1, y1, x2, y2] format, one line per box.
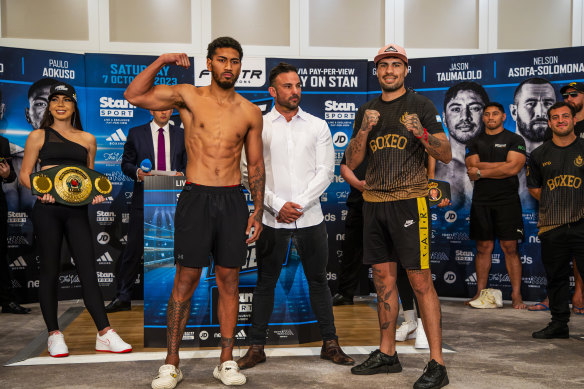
[96, 348, 132, 353]
[213, 366, 246, 386]
[49, 352, 69, 358]
[151, 377, 182, 389]
[151, 367, 183, 389]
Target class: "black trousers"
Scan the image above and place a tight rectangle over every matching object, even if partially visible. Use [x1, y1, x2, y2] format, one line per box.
[248, 222, 337, 344]
[32, 202, 110, 332]
[0, 195, 15, 305]
[337, 202, 363, 298]
[115, 205, 143, 302]
[540, 219, 584, 324]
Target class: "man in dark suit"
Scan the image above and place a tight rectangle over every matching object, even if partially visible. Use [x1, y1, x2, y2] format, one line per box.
[106, 109, 187, 312]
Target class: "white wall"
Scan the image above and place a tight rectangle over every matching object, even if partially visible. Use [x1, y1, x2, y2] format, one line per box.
[0, 0, 583, 59]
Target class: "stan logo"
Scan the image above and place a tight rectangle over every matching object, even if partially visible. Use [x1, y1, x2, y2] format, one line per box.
[574, 155, 583, 167]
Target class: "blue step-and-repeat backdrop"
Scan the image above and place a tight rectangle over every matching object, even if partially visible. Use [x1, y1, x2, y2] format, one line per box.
[1, 45, 583, 345]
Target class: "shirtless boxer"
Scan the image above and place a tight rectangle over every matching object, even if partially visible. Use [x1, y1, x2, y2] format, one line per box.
[124, 37, 265, 388]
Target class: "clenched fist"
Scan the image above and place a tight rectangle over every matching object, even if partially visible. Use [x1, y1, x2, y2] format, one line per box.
[160, 53, 191, 69]
[402, 113, 424, 137]
[360, 109, 380, 133]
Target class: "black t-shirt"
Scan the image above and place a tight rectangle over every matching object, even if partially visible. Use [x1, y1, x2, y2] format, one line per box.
[527, 137, 584, 229]
[465, 129, 526, 205]
[351, 91, 444, 202]
[340, 153, 367, 206]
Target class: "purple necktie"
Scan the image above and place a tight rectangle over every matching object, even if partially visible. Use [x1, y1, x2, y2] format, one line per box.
[157, 128, 166, 171]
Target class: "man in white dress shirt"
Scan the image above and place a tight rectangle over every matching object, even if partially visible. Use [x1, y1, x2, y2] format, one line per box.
[238, 62, 354, 369]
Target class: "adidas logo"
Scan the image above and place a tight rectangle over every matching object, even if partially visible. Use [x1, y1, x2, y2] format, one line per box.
[120, 235, 128, 244]
[235, 329, 247, 339]
[97, 252, 114, 264]
[465, 272, 477, 284]
[106, 129, 127, 142]
[9, 256, 27, 268]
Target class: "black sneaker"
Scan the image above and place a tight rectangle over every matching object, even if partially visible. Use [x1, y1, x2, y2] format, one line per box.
[332, 293, 354, 306]
[351, 349, 402, 375]
[413, 360, 449, 389]
[532, 321, 569, 339]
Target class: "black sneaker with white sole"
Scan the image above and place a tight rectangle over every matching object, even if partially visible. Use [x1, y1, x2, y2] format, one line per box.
[413, 359, 449, 389]
[350, 349, 402, 375]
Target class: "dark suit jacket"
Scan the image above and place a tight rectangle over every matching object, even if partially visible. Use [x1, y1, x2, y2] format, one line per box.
[121, 123, 187, 209]
[0, 135, 16, 198]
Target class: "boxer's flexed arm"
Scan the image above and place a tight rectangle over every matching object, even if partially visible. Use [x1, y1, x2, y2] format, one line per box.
[124, 53, 191, 111]
[345, 109, 379, 170]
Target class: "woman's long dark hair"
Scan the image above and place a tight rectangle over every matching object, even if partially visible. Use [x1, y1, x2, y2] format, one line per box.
[39, 99, 84, 131]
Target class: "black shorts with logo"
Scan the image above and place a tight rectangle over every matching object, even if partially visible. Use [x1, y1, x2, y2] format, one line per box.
[469, 200, 524, 241]
[363, 197, 430, 270]
[174, 183, 249, 268]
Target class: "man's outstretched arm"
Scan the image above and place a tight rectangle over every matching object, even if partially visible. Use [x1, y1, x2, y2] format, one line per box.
[124, 53, 190, 110]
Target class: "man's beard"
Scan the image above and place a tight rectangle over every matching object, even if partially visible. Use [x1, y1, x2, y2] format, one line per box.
[381, 80, 404, 93]
[569, 100, 584, 114]
[276, 94, 300, 111]
[212, 69, 238, 90]
[518, 119, 547, 142]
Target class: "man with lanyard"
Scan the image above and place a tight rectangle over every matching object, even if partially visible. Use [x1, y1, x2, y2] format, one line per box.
[527, 101, 584, 338]
[345, 43, 452, 389]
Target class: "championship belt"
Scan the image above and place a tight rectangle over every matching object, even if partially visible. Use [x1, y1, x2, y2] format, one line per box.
[428, 179, 451, 207]
[30, 165, 112, 206]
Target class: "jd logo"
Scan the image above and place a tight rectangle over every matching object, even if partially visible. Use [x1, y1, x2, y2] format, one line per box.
[444, 271, 457, 284]
[445, 210, 457, 223]
[97, 232, 110, 245]
[333, 132, 348, 148]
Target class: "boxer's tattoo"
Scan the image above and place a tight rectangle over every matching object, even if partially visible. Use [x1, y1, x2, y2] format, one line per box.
[248, 164, 265, 222]
[166, 296, 191, 356]
[404, 114, 424, 137]
[346, 111, 378, 168]
[372, 267, 391, 314]
[402, 113, 450, 162]
[345, 131, 368, 167]
[221, 337, 235, 349]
